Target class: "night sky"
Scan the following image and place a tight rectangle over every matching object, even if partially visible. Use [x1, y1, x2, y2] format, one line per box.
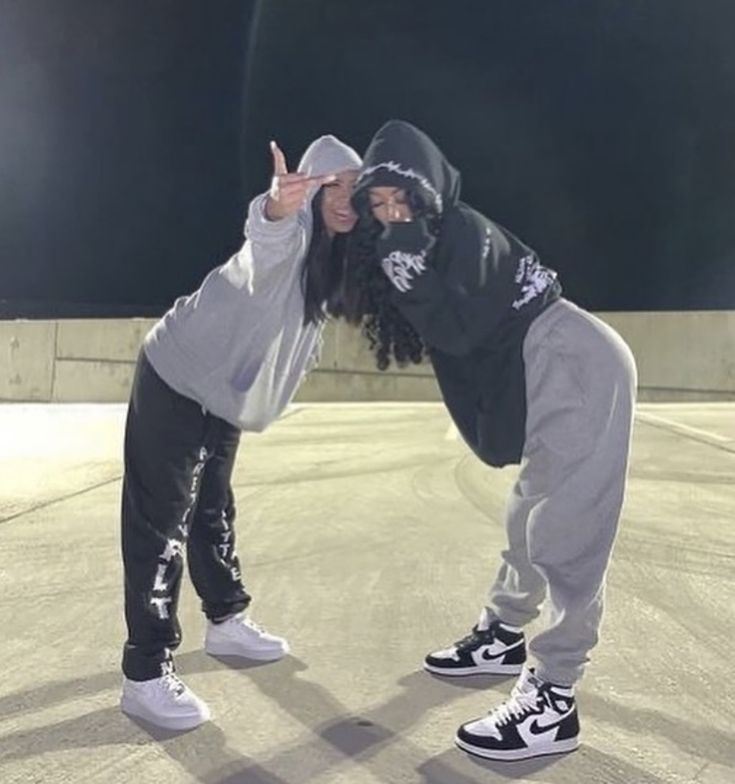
[1, 0, 734, 316]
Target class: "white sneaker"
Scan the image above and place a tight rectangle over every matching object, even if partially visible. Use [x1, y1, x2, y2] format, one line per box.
[204, 612, 289, 661]
[120, 673, 211, 731]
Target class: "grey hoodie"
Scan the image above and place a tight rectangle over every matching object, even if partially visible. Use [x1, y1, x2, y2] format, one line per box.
[144, 135, 361, 431]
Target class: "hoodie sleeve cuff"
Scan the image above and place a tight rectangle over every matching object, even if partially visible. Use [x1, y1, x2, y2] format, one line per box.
[244, 192, 301, 244]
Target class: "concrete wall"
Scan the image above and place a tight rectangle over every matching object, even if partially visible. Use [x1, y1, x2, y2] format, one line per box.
[2, 311, 734, 403]
[595, 310, 735, 401]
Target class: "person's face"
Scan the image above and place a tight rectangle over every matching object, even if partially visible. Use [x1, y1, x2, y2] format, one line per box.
[320, 170, 359, 236]
[368, 186, 413, 226]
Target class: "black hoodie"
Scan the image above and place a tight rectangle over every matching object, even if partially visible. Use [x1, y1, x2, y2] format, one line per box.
[353, 120, 562, 467]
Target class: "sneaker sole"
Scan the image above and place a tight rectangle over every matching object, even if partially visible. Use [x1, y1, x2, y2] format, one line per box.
[120, 695, 210, 731]
[204, 640, 289, 661]
[454, 734, 579, 761]
[424, 661, 524, 677]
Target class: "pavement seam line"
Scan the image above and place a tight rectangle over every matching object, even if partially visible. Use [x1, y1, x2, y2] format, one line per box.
[635, 411, 735, 454]
[636, 411, 730, 442]
[0, 474, 122, 526]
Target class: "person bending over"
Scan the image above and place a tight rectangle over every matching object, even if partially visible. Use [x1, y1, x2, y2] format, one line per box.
[120, 135, 361, 730]
[343, 119, 636, 762]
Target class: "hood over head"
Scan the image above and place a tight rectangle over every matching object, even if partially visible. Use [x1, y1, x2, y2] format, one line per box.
[290, 135, 361, 239]
[353, 120, 461, 216]
[297, 134, 362, 179]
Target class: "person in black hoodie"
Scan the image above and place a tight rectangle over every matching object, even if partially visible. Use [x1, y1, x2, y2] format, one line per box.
[343, 120, 637, 762]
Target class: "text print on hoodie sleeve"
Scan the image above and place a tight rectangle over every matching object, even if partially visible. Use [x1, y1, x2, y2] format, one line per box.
[354, 121, 560, 356]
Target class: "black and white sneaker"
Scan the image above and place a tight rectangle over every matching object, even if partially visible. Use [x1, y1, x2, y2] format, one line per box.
[424, 620, 526, 676]
[455, 667, 579, 761]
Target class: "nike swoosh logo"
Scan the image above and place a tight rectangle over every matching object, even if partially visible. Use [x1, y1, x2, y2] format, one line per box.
[529, 709, 576, 735]
[479, 640, 524, 661]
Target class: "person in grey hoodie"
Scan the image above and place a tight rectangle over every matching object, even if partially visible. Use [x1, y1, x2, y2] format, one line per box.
[120, 135, 361, 731]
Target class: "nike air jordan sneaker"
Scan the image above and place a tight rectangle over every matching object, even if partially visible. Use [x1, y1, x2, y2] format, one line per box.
[424, 619, 526, 676]
[455, 667, 579, 761]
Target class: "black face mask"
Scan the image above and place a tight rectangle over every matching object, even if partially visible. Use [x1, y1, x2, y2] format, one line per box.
[376, 216, 434, 249]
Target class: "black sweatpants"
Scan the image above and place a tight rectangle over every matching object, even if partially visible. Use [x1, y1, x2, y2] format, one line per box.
[121, 351, 251, 681]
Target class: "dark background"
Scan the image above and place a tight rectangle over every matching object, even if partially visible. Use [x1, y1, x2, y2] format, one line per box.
[1, 0, 734, 316]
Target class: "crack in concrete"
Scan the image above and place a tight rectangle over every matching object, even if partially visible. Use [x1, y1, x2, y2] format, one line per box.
[0, 474, 122, 526]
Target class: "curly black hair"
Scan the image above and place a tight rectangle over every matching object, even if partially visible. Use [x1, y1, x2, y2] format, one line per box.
[342, 189, 439, 371]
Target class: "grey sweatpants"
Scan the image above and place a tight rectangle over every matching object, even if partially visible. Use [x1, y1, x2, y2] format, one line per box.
[485, 298, 637, 686]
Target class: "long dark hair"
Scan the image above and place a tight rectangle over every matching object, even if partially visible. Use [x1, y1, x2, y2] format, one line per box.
[301, 187, 349, 326]
[342, 189, 437, 370]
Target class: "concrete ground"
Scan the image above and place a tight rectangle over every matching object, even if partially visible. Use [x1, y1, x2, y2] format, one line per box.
[0, 401, 733, 784]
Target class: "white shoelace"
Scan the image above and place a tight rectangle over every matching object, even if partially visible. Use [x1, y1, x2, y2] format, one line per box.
[160, 673, 186, 697]
[490, 687, 540, 726]
[241, 616, 265, 634]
